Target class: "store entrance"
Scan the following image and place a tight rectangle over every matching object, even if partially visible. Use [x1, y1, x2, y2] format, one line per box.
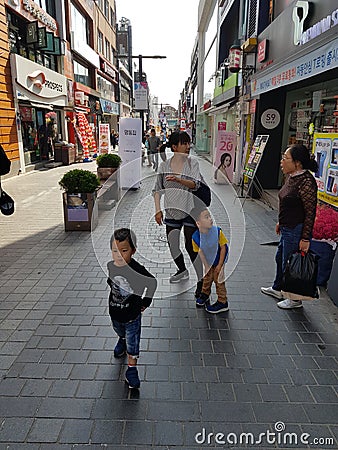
[20, 105, 60, 165]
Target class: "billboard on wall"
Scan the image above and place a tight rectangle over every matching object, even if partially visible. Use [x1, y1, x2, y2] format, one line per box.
[312, 133, 338, 207]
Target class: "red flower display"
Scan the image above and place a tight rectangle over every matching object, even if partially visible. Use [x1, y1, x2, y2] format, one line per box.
[312, 204, 338, 241]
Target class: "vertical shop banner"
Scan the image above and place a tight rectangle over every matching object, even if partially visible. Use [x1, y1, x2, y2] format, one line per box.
[213, 123, 236, 183]
[119, 118, 142, 189]
[99, 123, 110, 154]
[312, 133, 338, 207]
[134, 82, 148, 110]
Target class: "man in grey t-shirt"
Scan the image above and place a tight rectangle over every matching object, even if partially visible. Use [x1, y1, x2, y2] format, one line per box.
[147, 128, 161, 171]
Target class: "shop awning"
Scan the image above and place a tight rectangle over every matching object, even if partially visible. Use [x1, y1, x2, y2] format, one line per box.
[207, 99, 238, 115]
[29, 102, 53, 110]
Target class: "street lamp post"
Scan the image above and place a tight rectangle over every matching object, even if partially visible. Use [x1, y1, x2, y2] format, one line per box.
[118, 54, 166, 138]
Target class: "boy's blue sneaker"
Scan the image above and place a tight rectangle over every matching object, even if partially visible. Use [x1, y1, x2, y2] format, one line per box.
[205, 301, 229, 314]
[196, 293, 209, 307]
[114, 337, 126, 358]
[125, 366, 140, 389]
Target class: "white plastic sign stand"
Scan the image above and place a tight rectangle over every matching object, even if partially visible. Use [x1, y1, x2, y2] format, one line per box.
[119, 118, 142, 189]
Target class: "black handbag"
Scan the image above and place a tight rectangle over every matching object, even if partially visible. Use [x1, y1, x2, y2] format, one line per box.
[0, 144, 11, 176]
[0, 188, 15, 216]
[281, 251, 319, 300]
[194, 175, 211, 207]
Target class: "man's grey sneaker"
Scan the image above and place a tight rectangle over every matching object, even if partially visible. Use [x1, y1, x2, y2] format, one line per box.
[277, 299, 303, 309]
[196, 293, 209, 307]
[169, 269, 189, 283]
[125, 366, 140, 389]
[205, 301, 229, 314]
[114, 337, 126, 358]
[261, 286, 283, 299]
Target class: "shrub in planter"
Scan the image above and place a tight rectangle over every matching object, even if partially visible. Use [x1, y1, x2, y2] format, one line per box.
[59, 169, 100, 231]
[59, 169, 100, 193]
[96, 153, 121, 168]
[96, 154, 122, 181]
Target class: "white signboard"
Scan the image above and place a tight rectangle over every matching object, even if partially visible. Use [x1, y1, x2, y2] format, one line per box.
[11, 54, 67, 106]
[119, 118, 142, 189]
[134, 82, 148, 111]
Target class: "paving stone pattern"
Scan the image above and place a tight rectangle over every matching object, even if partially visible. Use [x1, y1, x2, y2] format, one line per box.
[0, 157, 337, 448]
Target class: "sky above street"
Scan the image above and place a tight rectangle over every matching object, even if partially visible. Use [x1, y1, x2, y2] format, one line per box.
[115, 0, 198, 109]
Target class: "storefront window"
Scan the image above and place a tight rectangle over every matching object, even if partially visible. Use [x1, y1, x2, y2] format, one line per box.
[97, 74, 115, 99]
[74, 60, 90, 86]
[282, 78, 338, 151]
[70, 3, 89, 46]
[7, 11, 58, 71]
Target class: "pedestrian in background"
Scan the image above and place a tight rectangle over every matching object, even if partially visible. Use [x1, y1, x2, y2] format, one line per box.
[148, 128, 161, 171]
[144, 133, 151, 166]
[261, 144, 318, 309]
[110, 130, 117, 150]
[107, 228, 157, 389]
[153, 131, 203, 298]
[191, 206, 229, 313]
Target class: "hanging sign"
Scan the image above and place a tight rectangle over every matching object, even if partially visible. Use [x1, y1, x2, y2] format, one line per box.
[134, 82, 148, 110]
[26, 21, 38, 44]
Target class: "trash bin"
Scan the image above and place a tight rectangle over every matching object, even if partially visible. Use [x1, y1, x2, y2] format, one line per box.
[62, 144, 76, 165]
[54, 143, 63, 162]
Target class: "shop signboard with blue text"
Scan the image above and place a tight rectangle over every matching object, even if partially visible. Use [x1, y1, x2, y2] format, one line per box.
[252, 37, 338, 97]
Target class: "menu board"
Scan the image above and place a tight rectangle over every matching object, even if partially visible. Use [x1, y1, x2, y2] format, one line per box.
[99, 123, 110, 154]
[244, 135, 269, 179]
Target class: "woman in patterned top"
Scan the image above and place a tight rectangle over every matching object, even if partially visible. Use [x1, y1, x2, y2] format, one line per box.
[153, 131, 203, 297]
[261, 144, 318, 309]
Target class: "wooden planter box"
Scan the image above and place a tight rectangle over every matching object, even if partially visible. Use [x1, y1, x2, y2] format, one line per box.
[62, 191, 98, 231]
[97, 167, 118, 180]
[97, 168, 121, 210]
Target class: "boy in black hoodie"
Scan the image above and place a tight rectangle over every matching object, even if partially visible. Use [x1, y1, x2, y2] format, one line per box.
[107, 228, 157, 388]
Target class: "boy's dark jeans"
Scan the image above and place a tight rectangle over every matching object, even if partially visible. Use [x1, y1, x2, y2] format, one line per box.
[112, 314, 141, 359]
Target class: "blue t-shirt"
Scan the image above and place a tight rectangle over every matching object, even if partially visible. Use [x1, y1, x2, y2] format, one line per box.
[192, 226, 228, 266]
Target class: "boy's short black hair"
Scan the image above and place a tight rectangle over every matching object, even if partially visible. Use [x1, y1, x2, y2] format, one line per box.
[110, 228, 137, 250]
[190, 206, 207, 222]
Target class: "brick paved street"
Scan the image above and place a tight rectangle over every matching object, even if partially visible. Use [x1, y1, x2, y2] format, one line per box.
[0, 155, 337, 449]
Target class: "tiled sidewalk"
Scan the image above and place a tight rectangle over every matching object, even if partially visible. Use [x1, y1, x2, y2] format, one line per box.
[0, 157, 337, 448]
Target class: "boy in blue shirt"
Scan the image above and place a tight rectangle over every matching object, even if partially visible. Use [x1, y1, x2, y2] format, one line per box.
[191, 207, 229, 313]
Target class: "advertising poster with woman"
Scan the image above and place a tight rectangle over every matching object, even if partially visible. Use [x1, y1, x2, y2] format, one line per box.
[312, 133, 338, 207]
[213, 122, 236, 184]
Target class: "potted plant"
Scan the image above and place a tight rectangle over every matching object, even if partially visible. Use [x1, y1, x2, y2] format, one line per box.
[310, 203, 338, 287]
[96, 153, 122, 181]
[59, 169, 100, 231]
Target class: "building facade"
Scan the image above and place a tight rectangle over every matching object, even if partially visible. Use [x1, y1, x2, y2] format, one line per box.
[2, 0, 119, 174]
